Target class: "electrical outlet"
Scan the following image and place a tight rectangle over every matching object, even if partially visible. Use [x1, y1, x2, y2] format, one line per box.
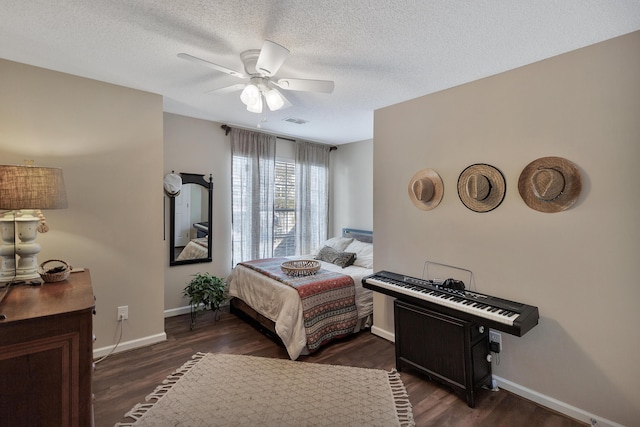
[117, 306, 128, 321]
[489, 330, 502, 352]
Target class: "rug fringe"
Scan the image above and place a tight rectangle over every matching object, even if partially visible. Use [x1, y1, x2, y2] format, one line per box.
[114, 352, 208, 426]
[388, 369, 416, 427]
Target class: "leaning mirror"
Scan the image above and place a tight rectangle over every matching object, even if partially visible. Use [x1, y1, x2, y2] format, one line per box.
[169, 173, 213, 266]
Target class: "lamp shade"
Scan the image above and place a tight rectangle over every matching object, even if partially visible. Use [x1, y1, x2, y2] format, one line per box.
[246, 97, 263, 114]
[0, 165, 68, 210]
[264, 88, 285, 111]
[240, 84, 260, 107]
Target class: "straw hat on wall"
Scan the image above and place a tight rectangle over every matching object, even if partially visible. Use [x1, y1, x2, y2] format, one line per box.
[457, 164, 506, 213]
[518, 156, 582, 213]
[408, 168, 444, 211]
[163, 172, 182, 197]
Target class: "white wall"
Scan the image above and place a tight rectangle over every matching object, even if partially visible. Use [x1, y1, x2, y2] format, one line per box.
[163, 113, 232, 313]
[0, 59, 166, 355]
[331, 138, 373, 235]
[373, 32, 640, 426]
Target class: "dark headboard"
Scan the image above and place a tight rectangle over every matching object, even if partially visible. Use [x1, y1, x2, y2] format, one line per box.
[342, 228, 373, 243]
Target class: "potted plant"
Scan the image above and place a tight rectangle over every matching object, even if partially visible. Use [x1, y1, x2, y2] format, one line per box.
[182, 272, 227, 329]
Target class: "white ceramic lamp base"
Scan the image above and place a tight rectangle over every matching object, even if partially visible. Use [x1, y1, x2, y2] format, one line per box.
[15, 212, 43, 284]
[0, 211, 43, 285]
[0, 214, 16, 284]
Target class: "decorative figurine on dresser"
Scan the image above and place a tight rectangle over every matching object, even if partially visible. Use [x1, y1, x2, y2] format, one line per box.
[0, 269, 95, 426]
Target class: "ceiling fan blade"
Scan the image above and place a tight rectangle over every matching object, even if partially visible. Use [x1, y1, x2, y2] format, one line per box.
[255, 40, 290, 77]
[275, 78, 335, 93]
[177, 53, 246, 79]
[205, 83, 246, 95]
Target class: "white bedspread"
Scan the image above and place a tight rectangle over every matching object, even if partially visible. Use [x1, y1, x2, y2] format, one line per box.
[226, 257, 373, 360]
[176, 239, 208, 261]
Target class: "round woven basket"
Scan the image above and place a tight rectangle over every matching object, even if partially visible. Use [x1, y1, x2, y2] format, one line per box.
[39, 259, 72, 283]
[281, 259, 320, 277]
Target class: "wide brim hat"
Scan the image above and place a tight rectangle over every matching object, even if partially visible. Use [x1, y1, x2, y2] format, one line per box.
[518, 156, 582, 213]
[163, 173, 182, 197]
[408, 168, 444, 211]
[457, 164, 506, 212]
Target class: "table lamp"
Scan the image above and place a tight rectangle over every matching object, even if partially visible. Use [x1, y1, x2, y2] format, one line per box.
[0, 165, 68, 285]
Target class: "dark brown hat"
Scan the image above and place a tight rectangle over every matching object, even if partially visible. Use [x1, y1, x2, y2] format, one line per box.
[457, 164, 506, 213]
[408, 169, 444, 211]
[518, 156, 582, 213]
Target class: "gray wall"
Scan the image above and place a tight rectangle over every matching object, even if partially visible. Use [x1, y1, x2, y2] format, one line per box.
[0, 59, 166, 355]
[373, 31, 640, 426]
[330, 138, 373, 236]
[162, 115, 374, 313]
[162, 113, 233, 312]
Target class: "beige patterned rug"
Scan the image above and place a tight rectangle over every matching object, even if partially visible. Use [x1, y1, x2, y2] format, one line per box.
[116, 352, 414, 426]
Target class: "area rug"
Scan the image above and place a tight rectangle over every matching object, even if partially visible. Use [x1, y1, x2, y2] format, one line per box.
[116, 352, 414, 426]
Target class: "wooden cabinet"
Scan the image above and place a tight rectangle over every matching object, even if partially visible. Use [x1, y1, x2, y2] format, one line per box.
[394, 299, 491, 407]
[0, 270, 94, 426]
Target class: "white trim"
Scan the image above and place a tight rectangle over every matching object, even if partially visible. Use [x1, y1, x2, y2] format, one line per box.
[492, 376, 623, 427]
[371, 325, 395, 342]
[164, 302, 230, 318]
[164, 305, 192, 317]
[370, 325, 620, 426]
[93, 332, 166, 358]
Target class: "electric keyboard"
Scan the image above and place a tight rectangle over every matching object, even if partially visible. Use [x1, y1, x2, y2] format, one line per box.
[363, 270, 539, 336]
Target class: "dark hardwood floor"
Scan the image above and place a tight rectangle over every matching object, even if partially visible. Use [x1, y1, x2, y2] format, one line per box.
[93, 308, 585, 426]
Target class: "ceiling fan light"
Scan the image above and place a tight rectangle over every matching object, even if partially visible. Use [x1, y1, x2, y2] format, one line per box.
[240, 84, 260, 106]
[246, 97, 263, 114]
[264, 88, 285, 111]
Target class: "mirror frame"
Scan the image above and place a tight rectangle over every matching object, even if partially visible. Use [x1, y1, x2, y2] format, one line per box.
[169, 172, 213, 266]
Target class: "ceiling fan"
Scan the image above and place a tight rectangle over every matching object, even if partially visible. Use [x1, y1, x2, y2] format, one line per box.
[178, 40, 335, 114]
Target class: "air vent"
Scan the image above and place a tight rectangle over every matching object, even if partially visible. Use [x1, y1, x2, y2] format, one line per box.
[283, 117, 309, 125]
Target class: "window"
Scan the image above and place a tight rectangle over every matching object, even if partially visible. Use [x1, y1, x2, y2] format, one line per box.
[231, 156, 296, 262]
[231, 129, 330, 266]
[273, 159, 296, 256]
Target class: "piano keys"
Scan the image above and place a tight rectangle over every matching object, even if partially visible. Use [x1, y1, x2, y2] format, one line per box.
[363, 270, 539, 337]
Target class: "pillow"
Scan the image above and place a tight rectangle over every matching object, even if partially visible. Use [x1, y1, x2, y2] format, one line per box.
[333, 251, 357, 268]
[314, 245, 357, 268]
[315, 245, 341, 263]
[345, 240, 374, 269]
[323, 236, 354, 252]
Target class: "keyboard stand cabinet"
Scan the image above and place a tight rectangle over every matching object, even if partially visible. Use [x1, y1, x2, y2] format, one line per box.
[394, 299, 492, 407]
[0, 270, 95, 426]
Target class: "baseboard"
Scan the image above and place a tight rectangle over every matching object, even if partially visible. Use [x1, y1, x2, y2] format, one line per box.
[94, 305, 228, 358]
[370, 325, 619, 427]
[164, 305, 192, 317]
[494, 376, 623, 427]
[371, 325, 395, 342]
[164, 302, 231, 318]
[93, 332, 167, 359]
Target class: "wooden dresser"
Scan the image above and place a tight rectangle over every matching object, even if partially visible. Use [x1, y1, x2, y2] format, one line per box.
[0, 270, 95, 426]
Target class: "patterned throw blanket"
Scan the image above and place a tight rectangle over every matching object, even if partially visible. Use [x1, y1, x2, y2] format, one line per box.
[239, 258, 358, 351]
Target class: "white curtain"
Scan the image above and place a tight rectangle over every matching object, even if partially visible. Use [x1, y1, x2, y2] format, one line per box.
[295, 140, 331, 255]
[231, 128, 276, 266]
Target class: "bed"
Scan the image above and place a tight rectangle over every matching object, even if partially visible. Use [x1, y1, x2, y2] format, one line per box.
[176, 237, 209, 261]
[227, 228, 374, 360]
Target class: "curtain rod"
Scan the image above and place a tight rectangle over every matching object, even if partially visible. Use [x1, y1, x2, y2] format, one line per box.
[221, 125, 337, 151]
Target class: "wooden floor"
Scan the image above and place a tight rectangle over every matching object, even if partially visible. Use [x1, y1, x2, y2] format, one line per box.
[93, 308, 585, 427]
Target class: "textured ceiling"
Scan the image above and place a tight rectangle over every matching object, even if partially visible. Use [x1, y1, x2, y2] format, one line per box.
[1, 1, 639, 145]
